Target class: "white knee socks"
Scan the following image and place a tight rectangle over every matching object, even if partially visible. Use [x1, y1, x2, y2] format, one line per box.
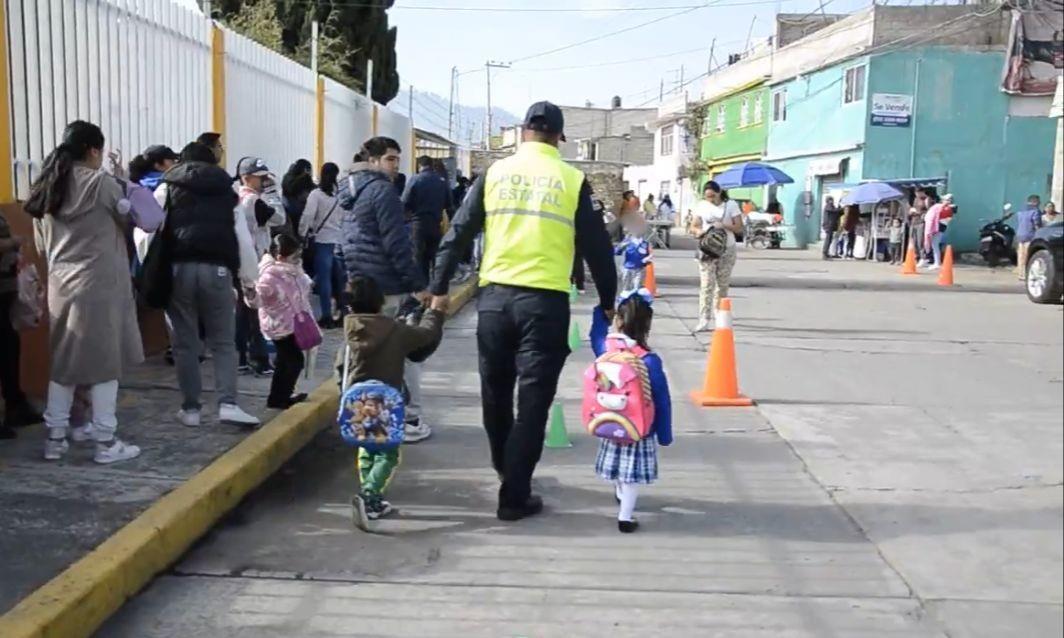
[616, 482, 639, 522]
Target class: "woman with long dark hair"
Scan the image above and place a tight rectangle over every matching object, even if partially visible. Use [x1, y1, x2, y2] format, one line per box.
[281, 159, 316, 234]
[27, 121, 163, 463]
[298, 162, 342, 327]
[693, 180, 742, 332]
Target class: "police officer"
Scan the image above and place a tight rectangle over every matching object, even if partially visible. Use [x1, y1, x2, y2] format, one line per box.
[431, 101, 617, 521]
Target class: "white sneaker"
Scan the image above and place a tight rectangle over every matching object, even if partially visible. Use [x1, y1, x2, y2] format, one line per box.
[403, 419, 432, 443]
[71, 423, 96, 443]
[94, 439, 142, 464]
[917, 260, 929, 268]
[43, 437, 69, 461]
[177, 409, 202, 428]
[219, 403, 260, 427]
[927, 265, 940, 271]
[694, 320, 713, 333]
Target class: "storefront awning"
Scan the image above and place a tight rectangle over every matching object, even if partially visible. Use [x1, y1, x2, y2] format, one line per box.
[808, 157, 848, 177]
[883, 176, 948, 189]
[707, 153, 762, 174]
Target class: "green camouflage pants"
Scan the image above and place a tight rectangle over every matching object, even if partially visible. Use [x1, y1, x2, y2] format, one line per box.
[357, 448, 401, 496]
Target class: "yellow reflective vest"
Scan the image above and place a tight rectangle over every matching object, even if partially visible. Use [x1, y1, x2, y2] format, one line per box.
[480, 142, 585, 293]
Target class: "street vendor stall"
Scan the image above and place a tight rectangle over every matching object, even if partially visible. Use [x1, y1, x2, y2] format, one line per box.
[713, 162, 796, 249]
[839, 181, 907, 260]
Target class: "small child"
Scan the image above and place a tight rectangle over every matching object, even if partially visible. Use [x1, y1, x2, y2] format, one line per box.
[255, 233, 315, 409]
[888, 217, 904, 264]
[589, 289, 672, 533]
[615, 217, 653, 294]
[336, 276, 447, 528]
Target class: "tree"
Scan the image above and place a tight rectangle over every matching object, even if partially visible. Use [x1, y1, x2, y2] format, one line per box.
[215, 0, 400, 104]
[224, 0, 283, 52]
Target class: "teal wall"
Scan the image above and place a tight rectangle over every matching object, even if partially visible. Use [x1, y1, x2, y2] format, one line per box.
[865, 48, 1055, 251]
[766, 57, 870, 246]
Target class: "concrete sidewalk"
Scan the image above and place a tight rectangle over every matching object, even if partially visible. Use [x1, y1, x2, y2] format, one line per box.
[0, 329, 343, 615]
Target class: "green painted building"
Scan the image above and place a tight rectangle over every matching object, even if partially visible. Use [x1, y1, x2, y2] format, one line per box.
[698, 80, 770, 206]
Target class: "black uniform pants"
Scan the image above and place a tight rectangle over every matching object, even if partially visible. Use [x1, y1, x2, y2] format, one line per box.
[412, 217, 442, 285]
[477, 284, 570, 509]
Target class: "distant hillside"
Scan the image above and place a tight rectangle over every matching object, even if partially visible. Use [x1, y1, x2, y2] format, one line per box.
[390, 87, 519, 147]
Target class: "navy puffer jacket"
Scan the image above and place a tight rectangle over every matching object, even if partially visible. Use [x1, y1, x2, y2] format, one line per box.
[339, 169, 425, 296]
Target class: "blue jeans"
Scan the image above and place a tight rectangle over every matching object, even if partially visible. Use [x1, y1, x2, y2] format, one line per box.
[314, 242, 337, 320]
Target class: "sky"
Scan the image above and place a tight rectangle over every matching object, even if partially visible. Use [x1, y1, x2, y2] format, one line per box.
[392, 0, 872, 119]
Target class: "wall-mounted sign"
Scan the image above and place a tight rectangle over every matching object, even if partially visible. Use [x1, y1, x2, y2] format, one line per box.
[870, 93, 913, 127]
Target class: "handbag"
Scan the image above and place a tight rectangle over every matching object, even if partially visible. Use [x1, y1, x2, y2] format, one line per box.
[9, 257, 44, 331]
[136, 191, 174, 309]
[302, 197, 338, 270]
[292, 310, 323, 351]
[698, 226, 729, 260]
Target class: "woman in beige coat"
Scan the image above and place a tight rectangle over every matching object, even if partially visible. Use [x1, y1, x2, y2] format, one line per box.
[27, 121, 162, 464]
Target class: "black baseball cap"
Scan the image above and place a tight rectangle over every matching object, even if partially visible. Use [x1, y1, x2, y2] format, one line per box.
[523, 101, 566, 141]
[143, 144, 179, 163]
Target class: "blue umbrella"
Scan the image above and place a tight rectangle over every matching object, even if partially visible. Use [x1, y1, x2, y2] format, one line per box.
[839, 181, 905, 206]
[713, 162, 794, 188]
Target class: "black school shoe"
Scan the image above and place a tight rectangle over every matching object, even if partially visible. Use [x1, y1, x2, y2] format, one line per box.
[618, 520, 639, 534]
[266, 393, 309, 410]
[497, 494, 544, 522]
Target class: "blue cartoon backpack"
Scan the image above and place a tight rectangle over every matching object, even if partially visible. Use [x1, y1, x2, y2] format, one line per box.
[338, 346, 405, 452]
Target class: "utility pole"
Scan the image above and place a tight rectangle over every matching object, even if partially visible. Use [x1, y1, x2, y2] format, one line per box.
[744, 16, 758, 55]
[448, 66, 457, 140]
[485, 60, 510, 150]
[678, 65, 685, 95]
[408, 84, 414, 122]
[310, 20, 319, 76]
[707, 38, 716, 75]
[659, 78, 664, 103]
[366, 59, 374, 102]
[201, 0, 212, 18]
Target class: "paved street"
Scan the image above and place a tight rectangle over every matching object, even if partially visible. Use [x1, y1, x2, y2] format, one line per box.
[100, 242, 1063, 638]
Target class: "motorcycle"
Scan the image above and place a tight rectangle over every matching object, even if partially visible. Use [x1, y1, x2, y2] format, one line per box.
[978, 204, 1016, 268]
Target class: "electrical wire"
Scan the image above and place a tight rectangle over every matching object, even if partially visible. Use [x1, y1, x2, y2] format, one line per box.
[282, 0, 784, 12]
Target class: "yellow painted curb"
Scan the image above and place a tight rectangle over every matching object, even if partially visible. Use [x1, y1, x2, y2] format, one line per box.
[0, 279, 479, 638]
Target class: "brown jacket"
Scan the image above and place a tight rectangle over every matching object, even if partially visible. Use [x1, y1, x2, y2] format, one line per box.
[335, 309, 444, 390]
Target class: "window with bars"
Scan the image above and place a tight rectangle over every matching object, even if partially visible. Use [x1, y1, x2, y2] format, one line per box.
[844, 65, 866, 105]
[739, 97, 750, 127]
[715, 105, 726, 133]
[754, 93, 764, 124]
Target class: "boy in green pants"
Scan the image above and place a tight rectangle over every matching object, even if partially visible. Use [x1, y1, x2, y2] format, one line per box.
[338, 276, 446, 529]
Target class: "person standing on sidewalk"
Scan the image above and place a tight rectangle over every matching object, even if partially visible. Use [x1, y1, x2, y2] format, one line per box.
[27, 121, 164, 463]
[299, 162, 343, 327]
[403, 155, 453, 285]
[430, 101, 618, 521]
[164, 142, 261, 428]
[235, 157, 286, 376]
[339, 138, 432, 443]
[0, 212, 42, 439]
[1016, 194, 1044, 280]
[255, 234, 314, 409]
[821, 196, 841, 260]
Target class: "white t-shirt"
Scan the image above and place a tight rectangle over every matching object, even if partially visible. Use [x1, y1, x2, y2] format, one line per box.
[695, 199, 742, 248]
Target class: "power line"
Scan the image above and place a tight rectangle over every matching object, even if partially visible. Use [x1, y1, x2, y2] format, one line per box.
[507, 2, 716, 65]
[282, 0, 785, 12]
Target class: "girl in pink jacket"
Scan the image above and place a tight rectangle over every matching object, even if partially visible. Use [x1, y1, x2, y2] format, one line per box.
[255, 234, 317, 409]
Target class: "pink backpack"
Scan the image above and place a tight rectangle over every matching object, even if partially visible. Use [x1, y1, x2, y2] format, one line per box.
[582, 336, 656, 445]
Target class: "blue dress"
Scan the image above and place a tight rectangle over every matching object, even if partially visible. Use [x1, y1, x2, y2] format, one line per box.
[589, 307, 673, 484]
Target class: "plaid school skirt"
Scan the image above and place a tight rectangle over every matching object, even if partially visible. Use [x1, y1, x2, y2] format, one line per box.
[595, 436, 658, 484]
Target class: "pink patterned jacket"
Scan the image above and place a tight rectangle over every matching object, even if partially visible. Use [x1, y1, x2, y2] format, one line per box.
[254, 254, 314, 341]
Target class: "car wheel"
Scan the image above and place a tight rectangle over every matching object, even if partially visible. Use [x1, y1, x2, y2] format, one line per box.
[749, 236, 769, 250]
[1026, 249, 1063, 304]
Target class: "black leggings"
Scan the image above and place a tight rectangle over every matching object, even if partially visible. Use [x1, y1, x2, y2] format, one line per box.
[0, 292, 25, 406]
[268, 335, 304, 404]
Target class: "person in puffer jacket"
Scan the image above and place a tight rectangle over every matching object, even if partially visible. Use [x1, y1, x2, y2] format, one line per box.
[337, 137, 433, 443]
[255, 233, 315, 410]
[337, 138, 426, 298]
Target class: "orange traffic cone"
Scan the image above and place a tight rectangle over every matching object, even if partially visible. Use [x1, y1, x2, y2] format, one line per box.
[690, 298, 754, 407]
[900, 245, 917, 275]
[937, 245, 955, 286]
[644, 260, 658, 297]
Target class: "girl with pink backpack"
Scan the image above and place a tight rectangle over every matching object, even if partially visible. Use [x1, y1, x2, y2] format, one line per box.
[586, 289, 673, 533]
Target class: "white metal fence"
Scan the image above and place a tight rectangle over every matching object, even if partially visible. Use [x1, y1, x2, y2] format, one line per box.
[3, 0, 409, 200]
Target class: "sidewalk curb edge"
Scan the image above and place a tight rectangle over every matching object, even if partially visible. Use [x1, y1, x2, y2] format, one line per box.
[0, 277, 478, 638]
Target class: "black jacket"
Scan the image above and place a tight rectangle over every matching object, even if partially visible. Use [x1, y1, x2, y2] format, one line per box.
[164, 162, 240, 273]
[339, 169, 426, 296]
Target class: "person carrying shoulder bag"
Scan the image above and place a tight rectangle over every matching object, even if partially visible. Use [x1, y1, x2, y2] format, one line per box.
[693, 180, 742, 333]
[299, 162, 343, 328]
